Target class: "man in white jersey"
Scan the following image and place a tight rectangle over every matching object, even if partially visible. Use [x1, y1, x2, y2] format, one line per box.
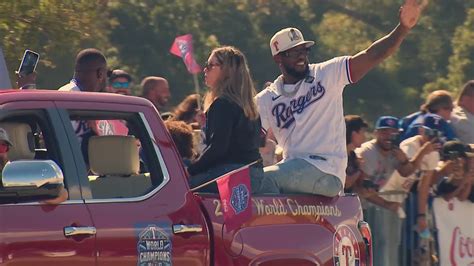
[257, 0, 428, 196]
[58, 48, 108, 165]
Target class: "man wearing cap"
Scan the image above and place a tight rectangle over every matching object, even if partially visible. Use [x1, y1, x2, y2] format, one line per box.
[257, 0, 428, 196]
[355, 115, 436, 265]
[436, 140, 474, 203]
[107, 69, 133, 95]
[0, 127, 69, 204]
[0, 127, 13, 172]
[357, 116, 434, 191]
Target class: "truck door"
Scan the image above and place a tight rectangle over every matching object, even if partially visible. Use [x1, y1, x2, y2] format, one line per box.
[55, 102, 211, 266]
[0, 104, 96, 265]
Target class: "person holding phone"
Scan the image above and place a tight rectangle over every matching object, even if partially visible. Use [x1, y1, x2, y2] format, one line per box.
[16, 49, 39, 90]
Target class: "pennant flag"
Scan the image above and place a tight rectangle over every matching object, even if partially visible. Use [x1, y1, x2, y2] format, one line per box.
[216, 165, 252, 232]
[170, 34, 201, 74]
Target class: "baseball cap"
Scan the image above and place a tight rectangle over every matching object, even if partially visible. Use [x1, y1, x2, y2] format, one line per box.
[0, 127, 12, 146]
[441, 140, 474, 159]
[422, 113, 447, 130]
[375, 116, 399, 130]
[270, 28, 315, 56]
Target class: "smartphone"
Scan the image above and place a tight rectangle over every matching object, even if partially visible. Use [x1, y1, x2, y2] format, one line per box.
[389, 133, 400, 149]
[17, 50, 40, 77]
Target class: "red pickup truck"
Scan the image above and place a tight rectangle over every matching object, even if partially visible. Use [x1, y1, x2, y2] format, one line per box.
[0, 90, 372, 266]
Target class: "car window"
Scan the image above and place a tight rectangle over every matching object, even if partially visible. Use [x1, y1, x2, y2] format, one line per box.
[66, 110, 166, 200]
[0, 109, 69, 202]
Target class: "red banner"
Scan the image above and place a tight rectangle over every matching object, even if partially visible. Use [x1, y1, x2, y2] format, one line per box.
[170, 34, 201, 74]
[216, 166, 252, 232]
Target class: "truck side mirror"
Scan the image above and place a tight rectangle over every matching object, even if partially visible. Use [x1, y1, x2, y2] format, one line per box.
[0, 160, 65, 204]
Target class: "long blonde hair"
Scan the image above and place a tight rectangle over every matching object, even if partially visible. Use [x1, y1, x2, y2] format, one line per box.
[204, 46, 259, 120]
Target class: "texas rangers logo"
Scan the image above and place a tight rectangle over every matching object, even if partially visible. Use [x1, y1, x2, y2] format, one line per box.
[288, 28, 301, 42]
[271, 81, 325, 129]
[230, 184, 250, 214]
[333, 225, 360, 266]
[176, 40, 189, 58]
[386, 119, 396, 127]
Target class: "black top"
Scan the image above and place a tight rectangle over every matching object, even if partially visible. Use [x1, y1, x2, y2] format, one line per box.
[188, 97, 262, 175]
[346, 151, 360, 176]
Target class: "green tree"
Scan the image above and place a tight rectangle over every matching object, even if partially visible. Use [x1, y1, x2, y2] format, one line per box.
[0, 0, 110, 89]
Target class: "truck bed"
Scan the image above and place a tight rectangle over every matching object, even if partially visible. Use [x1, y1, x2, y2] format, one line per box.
[196, 193, 368, 266]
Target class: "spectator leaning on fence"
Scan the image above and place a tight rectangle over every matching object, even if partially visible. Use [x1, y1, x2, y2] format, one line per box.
[344, 115, 368, 191]
[436, 140, 474, 203]
[356, 115, 429, 266]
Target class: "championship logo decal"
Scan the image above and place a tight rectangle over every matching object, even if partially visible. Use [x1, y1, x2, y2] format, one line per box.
[136, 224, 172, 266]
[230, 184, 250, 214]
[333, 225, 360, 266]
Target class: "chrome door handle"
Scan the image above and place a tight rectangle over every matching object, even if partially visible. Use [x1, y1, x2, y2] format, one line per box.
[173, 224, 203, 234]
[64, 226, 97, 237]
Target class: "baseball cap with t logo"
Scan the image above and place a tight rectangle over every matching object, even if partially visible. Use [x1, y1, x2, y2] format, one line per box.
[270, 28, 315, 56]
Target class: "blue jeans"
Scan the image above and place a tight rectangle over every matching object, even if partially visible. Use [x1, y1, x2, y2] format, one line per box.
[260, 158, 342, 196]
[189, 163, 264, 194]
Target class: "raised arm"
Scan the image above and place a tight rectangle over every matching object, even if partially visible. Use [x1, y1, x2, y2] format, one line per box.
[349, 0, 428, 83]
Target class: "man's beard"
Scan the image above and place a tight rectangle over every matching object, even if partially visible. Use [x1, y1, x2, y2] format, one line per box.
[283, 64, 309, 81]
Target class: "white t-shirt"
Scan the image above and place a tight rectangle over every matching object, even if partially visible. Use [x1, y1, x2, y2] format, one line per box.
[256, 56, 353, 184]
[58, 79, 81, 92]
[381, 136, 440, 203]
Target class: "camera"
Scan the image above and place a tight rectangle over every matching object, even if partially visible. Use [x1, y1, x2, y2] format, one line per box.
[446, 151, 461, 161]
[389, 133, 401, 149]
[425, 128, 442, 141]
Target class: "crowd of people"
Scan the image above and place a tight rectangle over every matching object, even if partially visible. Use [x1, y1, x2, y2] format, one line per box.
[9, 0, 474, 264]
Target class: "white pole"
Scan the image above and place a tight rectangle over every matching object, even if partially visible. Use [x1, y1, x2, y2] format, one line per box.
[192, 73, 201, 110]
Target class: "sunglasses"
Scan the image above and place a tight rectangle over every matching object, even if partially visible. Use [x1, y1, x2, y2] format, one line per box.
[282, 47, 311, 58]
[0, 143, 9, 153]
[204, 62, 221, 70]
[111, 81, 130, 89]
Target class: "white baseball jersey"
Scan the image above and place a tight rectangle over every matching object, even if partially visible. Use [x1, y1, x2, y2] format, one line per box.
[256, 56, 353, 184]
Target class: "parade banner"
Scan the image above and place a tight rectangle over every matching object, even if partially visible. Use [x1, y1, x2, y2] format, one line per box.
[433, 197, 474, 266]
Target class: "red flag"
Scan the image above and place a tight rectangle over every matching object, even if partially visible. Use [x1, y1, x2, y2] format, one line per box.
[216, 166, 252, 232]
[170, 34, 201, 74]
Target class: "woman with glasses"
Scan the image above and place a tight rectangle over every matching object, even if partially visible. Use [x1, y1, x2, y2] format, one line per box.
[186, 46, 266, 194]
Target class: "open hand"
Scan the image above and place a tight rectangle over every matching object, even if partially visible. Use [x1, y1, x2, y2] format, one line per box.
[399, 0, 428, 29]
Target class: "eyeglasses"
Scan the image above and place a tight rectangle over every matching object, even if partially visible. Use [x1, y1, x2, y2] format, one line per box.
[282, 47, 311, 58]
[111, 81, 130, 89]
[204, 62, 221, 70]
[0, 143, 9, 153]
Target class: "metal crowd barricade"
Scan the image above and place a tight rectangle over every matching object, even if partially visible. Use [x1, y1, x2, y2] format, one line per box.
[362, 190, 434, 266]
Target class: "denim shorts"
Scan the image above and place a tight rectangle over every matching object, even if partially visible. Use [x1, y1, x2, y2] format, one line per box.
[260, 158, 343, 197]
